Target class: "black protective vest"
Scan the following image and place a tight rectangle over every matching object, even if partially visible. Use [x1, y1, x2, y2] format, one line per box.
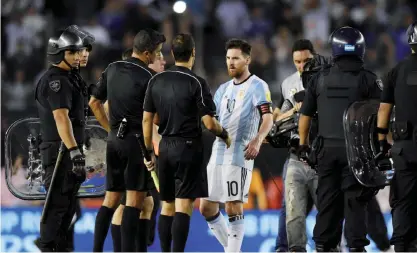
[35, 68, 88, 143]
[393, 58, 417, 127]
[316, 65, 370, 140]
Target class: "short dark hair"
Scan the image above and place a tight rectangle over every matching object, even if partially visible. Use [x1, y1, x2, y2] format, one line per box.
[122, 48, 133, 60]
[171, 33, 195, 62]
[133, 29, 166, 54]
[225, 39, 252, 56]
[292, 39, 315, 54]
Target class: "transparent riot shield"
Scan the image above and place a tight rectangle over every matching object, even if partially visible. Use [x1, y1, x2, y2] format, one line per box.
[343, 100, 395, 188]
[5, 117, 107, 200]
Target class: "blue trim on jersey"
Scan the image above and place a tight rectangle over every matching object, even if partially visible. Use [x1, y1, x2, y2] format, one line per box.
[214, 81, 234, 165]
[231, 79, 258, 165]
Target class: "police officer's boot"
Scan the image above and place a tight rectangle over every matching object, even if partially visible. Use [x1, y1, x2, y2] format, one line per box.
[349, 247, 366, 252]
[316, 245, 340, 252]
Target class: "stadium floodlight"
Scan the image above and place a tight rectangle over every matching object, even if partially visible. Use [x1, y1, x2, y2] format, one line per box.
[173, 0, 187, 14]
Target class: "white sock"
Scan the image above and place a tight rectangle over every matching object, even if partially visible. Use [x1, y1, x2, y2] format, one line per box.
[207, 212, 229, 250]
[227, 215, 245, 252]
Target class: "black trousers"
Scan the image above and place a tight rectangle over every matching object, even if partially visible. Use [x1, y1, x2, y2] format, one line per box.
[389, 141, 417, 252]
[39, 142, 82, 252]
[313, 146, 371, 250]
[367, 197, 390, 251]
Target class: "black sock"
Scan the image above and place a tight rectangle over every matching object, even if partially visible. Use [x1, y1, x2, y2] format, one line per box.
[158, 215, 174, 252]
[172, 212, 191, 252]
[136, 219, 150, 252]
[111, 224, 121, 252]
[121, 206, 140, 252]
[93, 206, 115, 252]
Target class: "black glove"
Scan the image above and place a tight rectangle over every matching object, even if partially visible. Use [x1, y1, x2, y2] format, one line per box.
[296, 144, 310, 163]
[69, 148, 86, 182]
[374, 140, 391, 161]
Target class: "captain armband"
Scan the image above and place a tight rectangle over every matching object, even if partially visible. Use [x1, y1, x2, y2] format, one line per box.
[258, 103, 272, 116]
[375, 127, 389, 134]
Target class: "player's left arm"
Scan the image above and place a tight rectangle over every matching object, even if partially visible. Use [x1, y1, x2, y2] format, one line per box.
[244, 82, 273, 160]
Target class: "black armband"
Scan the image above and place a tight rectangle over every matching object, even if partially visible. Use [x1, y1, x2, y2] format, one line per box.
[375, 127, 389, 134]
[258, 103, 272, 115]
[218, 128, 228, 140]
[147, 149, 154, 155]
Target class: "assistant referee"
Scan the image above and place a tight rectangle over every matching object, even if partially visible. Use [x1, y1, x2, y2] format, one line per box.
[142, 33, 231, 252]
[89, 28, 165, 252]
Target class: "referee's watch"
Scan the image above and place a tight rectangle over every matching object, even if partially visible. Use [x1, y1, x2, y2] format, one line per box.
[218, 128, 229, 140]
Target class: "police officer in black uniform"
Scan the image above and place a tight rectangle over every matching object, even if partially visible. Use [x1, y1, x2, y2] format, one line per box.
[89, 28, 165, 252]
[298, 26, 382, 252]
[377, 21, 417, 252]
[66, 24, 95, 252]
[35, 29, 87, 252]
[142, 33, 231, 252]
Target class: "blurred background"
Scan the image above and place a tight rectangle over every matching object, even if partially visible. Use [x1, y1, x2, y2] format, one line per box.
[1, 0, 416, 252]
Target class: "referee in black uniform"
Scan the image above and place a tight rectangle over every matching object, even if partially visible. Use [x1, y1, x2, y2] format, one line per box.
[89, 29, 165, 252]
[142, 33, 231, 252]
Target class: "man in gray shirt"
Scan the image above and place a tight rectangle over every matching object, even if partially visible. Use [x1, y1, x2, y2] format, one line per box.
[274, 39, 316, 252]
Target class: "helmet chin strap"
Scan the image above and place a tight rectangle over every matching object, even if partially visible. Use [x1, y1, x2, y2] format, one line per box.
[63, 58, 79, 70]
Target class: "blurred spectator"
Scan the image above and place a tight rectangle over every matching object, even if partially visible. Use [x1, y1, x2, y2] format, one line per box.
[215, 0, 250, 38]
[302, 0, 330, 51]
[3, 69, 33, 122]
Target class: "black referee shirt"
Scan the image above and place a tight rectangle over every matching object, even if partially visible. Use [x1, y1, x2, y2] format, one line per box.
[143, 65, 216, 138]
[93, 57, 155, 132]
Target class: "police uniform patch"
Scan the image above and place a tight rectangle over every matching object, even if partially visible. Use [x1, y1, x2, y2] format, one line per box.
[49, 80, 61, 92]
[376, 79, 383, 90]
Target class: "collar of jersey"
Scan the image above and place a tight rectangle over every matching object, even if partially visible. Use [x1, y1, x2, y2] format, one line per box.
[126, 57, 148, 68]
[233, 73, 253, 85]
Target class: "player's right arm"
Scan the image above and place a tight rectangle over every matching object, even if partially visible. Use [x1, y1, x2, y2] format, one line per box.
[46, 77, 78, 149]
[89, 67, 110, 132]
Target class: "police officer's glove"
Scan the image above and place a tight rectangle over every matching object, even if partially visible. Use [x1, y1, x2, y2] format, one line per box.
[296, 145, 311, 164]
[374, 139, 391, 162]
[69, 148, 86, 182]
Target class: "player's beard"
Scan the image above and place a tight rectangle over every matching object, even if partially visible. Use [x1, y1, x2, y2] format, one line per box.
[228, 66, 244, 78]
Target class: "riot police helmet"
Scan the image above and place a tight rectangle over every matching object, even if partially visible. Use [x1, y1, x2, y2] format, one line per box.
[329, 26, 366, 60]
[66, 25, 95, 52]
[47, 29, 84, 65]
[406, 21, 417, 52]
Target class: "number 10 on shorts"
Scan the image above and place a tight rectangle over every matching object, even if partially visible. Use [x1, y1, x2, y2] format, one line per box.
[227, 181, 238, 197]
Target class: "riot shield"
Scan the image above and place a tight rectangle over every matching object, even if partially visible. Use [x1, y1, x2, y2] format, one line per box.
[343, 100, 395, 188]
[5, 116, 107, 200]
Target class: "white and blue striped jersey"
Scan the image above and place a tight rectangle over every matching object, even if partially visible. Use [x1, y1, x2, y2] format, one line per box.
[210, 74, 272, 170]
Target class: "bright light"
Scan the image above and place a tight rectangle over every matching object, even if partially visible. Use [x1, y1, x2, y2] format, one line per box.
[173, 1, 187, 14]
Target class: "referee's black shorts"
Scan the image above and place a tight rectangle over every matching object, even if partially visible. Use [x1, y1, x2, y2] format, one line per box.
[120, 156, 158, 205]
[158, 136, 208, 201]
[106, 132, 152, 192]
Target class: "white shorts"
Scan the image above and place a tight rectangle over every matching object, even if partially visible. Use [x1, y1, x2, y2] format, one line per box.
[205, 164, 253, 203]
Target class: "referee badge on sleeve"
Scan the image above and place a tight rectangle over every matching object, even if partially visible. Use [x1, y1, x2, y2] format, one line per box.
[49, 80, 61, 92]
